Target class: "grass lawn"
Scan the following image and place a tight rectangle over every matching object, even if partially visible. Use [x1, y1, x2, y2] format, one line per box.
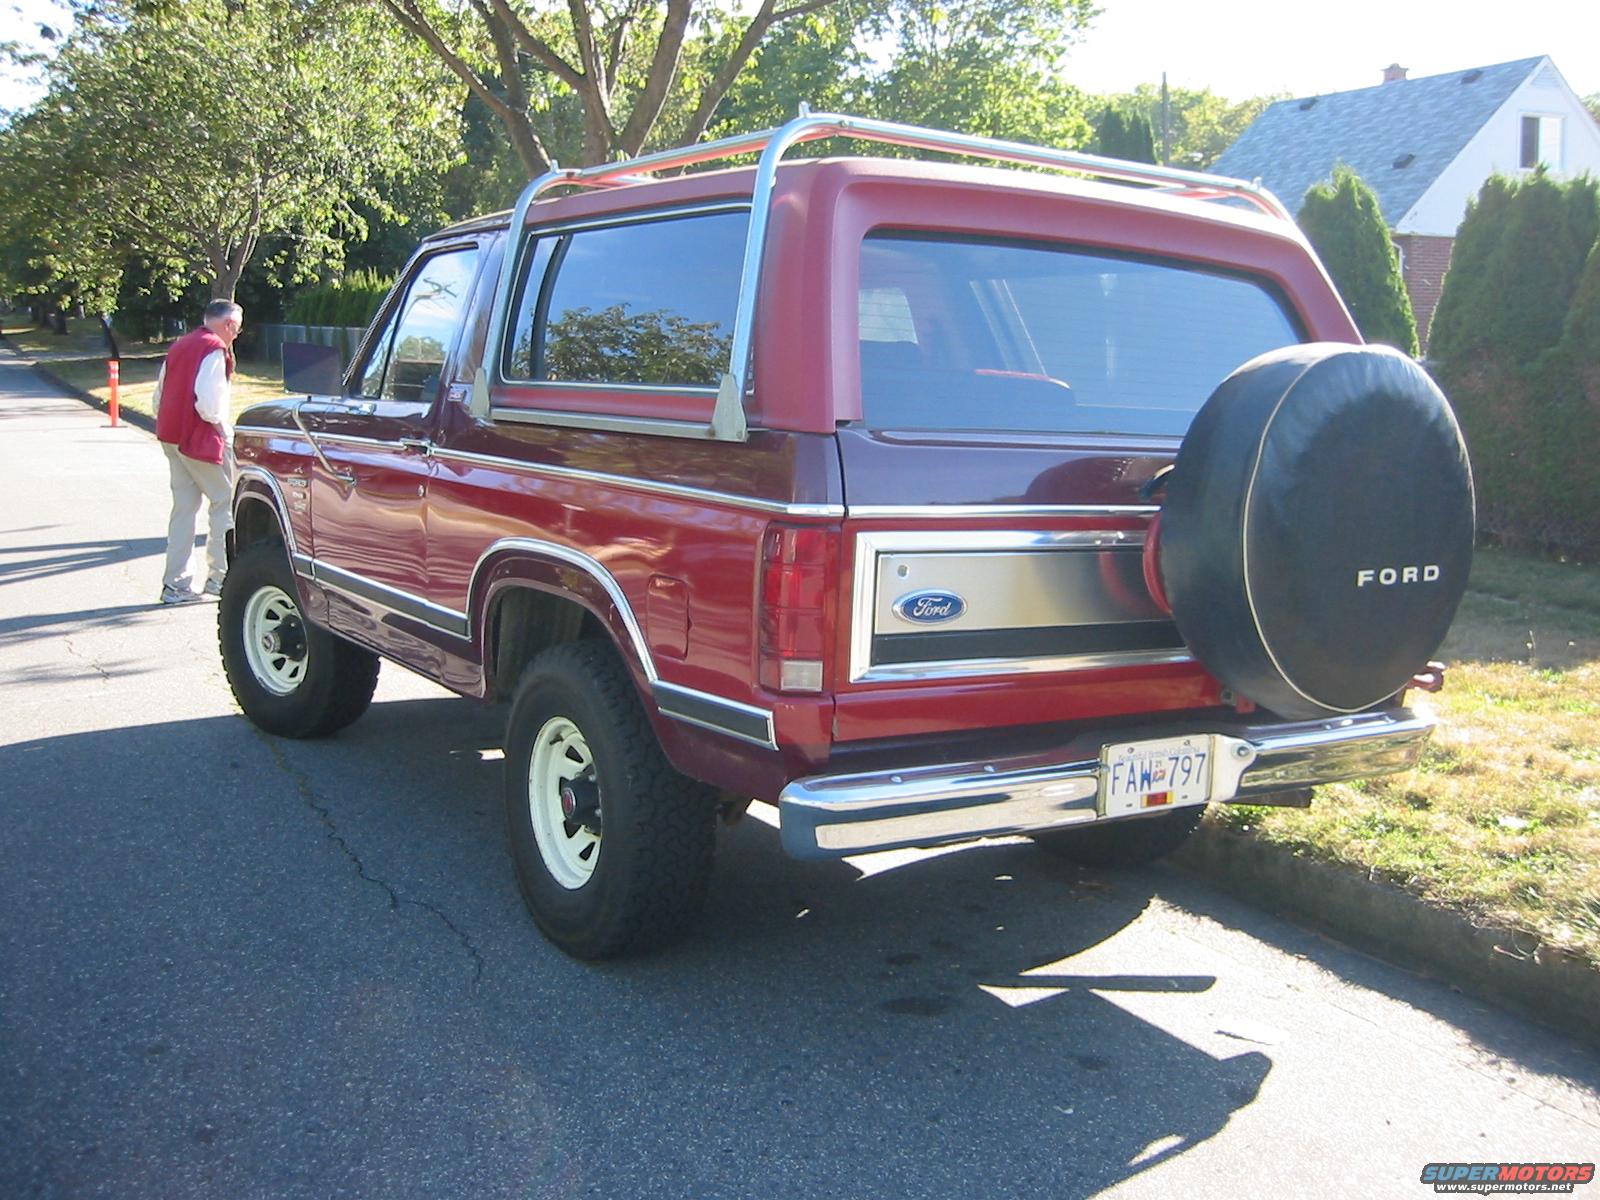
[3, 317, 283, 421]
[1216, 546, 1600, 963]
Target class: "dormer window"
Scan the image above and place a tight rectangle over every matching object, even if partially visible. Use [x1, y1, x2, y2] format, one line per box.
[1520, 114, 1563, 169]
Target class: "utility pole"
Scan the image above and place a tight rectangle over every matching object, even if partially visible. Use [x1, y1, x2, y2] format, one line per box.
[1161, 72, 1172, 166]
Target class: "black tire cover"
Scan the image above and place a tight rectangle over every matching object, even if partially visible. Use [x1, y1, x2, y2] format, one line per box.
[1159, 342, 1474, 720]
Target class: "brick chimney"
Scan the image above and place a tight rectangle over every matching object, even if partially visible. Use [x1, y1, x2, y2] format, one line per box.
[1383, 63, 1409, 83]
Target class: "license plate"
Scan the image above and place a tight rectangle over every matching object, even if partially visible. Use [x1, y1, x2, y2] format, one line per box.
[1099, 735, 1215, 817]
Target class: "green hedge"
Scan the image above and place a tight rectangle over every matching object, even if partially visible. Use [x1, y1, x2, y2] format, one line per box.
[1296, 166, 1418, 355]
[286, 268, 393, 328]
[1431, 173, 1600, 557]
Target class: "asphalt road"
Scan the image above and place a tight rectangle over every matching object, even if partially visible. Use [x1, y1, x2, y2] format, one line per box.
[2, 354, 1597, 1199]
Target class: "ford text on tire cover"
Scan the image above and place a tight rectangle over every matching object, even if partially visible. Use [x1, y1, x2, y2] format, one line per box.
[221, 114, 1473, 959]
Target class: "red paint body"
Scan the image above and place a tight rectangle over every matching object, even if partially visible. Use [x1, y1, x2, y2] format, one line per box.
[233, 158, 1361, 803]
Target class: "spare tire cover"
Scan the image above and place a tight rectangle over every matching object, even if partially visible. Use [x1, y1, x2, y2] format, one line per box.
[1159, 342, 1474, 720]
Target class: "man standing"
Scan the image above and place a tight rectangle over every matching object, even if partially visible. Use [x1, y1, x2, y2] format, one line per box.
[154, 299, 242, 604]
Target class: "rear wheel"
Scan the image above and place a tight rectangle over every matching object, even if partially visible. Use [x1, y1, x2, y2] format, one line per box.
[1033, 806, 1205, 869]
[219, 541, 379, 738]
[504, 641, 717, 959]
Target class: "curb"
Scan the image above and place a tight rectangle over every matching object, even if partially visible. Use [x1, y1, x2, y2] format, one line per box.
[1172, 822, 1600, 1046]
[0, 337, 157, 435]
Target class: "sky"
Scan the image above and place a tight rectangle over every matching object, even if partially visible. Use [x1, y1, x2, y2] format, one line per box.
[3, 0, 1598, 116]
[1062, 0, 1600, 101]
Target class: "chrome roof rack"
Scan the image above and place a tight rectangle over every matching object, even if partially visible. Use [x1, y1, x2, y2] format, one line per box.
[473, 112, 1294, 441]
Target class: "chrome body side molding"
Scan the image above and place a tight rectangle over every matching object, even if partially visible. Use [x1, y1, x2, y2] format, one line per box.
[429, 447, 844, 517]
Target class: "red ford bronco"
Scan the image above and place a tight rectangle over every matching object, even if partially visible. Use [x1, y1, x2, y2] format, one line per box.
[220, 114, 1474, 959]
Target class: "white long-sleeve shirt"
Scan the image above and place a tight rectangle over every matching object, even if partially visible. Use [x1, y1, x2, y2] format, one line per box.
[153, 350, 231, 432]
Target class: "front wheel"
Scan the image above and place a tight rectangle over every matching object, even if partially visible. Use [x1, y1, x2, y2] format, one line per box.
[504, 641, 717, 959]
[218, 541, 379, 738]
[1032, 806, 1205, 869]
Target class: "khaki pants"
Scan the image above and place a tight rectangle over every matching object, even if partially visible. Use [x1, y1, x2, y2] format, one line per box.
[162, 443, 233, 590]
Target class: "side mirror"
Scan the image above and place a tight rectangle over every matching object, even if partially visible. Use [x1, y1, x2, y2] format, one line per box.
[283, 341, 344, 396]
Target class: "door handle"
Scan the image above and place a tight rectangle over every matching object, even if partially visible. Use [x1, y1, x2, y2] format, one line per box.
[399, 437, 433, 456]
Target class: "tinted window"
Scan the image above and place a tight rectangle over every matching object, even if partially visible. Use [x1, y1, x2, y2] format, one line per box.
[504, 209, 748, 388]
[858, 233, 1303, 437]
[359, 247, 478, 403]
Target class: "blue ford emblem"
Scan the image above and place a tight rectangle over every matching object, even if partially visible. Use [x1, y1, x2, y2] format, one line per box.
[893, 590, 967, 625]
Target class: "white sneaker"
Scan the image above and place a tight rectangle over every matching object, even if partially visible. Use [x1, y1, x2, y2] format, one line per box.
[203, 578, 224, 598]
[160, 585, 202, 605]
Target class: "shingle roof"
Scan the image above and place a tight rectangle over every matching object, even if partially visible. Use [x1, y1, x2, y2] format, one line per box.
[1213, 57, 1544, 225]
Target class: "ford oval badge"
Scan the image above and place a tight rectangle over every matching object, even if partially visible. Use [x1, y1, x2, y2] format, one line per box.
[893, 590, 967, 625]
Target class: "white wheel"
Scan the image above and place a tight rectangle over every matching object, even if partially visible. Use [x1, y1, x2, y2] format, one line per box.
[527, 716, 602, 890]
[241, 585, 308, 697]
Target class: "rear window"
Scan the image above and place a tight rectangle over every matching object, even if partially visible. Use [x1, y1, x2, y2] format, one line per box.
[858, 232, 1304, 437]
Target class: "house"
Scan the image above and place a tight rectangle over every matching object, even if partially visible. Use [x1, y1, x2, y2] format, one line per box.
[1214, 56, 1600, 348]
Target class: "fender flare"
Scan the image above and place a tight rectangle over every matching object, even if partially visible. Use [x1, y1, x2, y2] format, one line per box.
[232, 466, 304, 563]
[469, 539, 658, 688]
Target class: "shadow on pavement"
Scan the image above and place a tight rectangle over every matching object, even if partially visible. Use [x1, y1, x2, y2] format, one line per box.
[0, 537, 167, 586]
[5, 690, 1589, 1197]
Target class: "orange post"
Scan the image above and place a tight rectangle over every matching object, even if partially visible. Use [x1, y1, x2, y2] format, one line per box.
[108, 359, 119, 427]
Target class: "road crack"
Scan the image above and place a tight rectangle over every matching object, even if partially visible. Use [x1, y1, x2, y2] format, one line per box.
[61, 634, 112, 684]
[256, 730, 486, 989]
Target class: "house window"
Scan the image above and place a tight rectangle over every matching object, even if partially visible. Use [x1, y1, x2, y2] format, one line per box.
[1520, 114, 1563, 170]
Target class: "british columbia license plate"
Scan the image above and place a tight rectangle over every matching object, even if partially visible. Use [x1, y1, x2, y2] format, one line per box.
[1099, 735, 1215, 818]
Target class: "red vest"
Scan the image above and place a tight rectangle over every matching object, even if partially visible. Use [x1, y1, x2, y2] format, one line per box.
[156, 326, 234, 464]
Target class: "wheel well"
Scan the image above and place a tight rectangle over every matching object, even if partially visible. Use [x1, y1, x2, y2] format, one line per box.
[230, 495, 285, 563]
[487, 587, 608, 701]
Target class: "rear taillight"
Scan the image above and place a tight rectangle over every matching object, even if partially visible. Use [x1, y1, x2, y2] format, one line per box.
[759, 523, 838, 694]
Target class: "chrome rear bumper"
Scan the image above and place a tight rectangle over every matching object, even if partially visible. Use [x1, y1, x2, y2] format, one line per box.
[777, 709, 1433, 860]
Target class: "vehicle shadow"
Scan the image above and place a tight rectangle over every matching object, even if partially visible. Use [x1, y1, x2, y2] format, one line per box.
[3, 692, 1591, 1199]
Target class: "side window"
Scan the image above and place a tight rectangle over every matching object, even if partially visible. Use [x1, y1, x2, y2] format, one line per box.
[356, 246, 479, 402]
[503, 209, 748, 389]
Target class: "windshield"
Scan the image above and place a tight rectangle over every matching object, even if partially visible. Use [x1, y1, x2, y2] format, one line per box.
[858, 232, 1305, 437]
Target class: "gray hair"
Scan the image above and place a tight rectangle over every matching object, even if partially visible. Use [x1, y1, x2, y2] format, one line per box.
[203, 299, 242, 324]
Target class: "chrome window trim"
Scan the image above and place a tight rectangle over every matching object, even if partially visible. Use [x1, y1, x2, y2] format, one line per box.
[495, 200, 753, 404]
[652, 681, 777, 749]
[488, 406, 721, 441]
[848, 529, 1185, 683]
[233, 465, 302, 558]
[497, 380, 717, 397]
[523, 200, 751, 244]
[429, 446, 844, 517]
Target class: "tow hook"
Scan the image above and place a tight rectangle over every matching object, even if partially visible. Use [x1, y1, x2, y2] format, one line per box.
[1409, 662, 1447, 694]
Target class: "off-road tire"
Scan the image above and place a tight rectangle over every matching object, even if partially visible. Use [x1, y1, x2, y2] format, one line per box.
[218, 541, 380, 738]
[1033, 806, 1205, 869]
[504, 640, 717, 959]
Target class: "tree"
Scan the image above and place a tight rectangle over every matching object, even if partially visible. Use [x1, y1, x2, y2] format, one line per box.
[1429, 171, 1599, 371]
[377, 0, 847, 173]
[1296, 166, 1418, 355]
[1092, 105, 1155, 163]
[865, 0, 1096, 150]
[1585, 93, 1599, 125]
[1099, 84, 1281, 169]
[0, 0, 459, 303]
